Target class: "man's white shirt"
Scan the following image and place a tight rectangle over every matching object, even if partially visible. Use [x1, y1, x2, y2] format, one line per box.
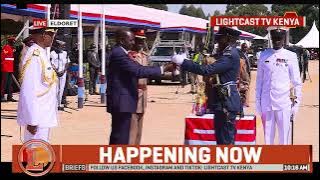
[50, 50, 70, 72]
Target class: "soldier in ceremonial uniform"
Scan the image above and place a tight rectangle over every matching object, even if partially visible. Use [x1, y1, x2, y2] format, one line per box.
[171, 27, 242, 145]
[256, 27, 302, 145]
[17, 26, 58, 143]
[127, 29, 149, 145]
[1, 36, 17, 102]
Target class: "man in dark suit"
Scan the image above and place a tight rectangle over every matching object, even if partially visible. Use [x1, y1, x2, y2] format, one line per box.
[171, 27, 242, 145]
[107, 30, 171, 144]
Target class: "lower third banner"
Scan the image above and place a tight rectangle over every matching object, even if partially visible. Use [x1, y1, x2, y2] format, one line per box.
[12, 144, 312, 175]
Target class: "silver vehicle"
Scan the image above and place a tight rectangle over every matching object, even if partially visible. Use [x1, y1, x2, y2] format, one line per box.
[149, 41, 188, 83]
[148, 31, 193, 84]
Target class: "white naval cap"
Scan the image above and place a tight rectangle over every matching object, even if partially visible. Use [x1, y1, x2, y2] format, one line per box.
[55, 39, 66, 46]
[267, 26, 289, 32]
[28, 25, 58, 34]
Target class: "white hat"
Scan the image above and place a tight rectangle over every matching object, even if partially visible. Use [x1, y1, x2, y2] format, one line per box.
[267, 26, 289, 32]
[55, 39, 66, 45]
[29, 25, 58, 34]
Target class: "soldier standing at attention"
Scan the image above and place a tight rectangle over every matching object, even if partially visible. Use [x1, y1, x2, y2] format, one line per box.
[127, 29, 150, 145]
[17, 26, 58, 142]
[1, 36, 17, 102]
[256, 27, 302, 145]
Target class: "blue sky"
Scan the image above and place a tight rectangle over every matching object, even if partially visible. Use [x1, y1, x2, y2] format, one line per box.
[167, 4, 272, 17]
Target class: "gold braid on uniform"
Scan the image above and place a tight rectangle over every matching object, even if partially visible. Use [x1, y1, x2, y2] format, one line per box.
[19, 49, 41, 84]
[37, 56, 58, 97]
[19, 56, 32, 84]
[19, 49, 40, 84]
[19, 49, 58, 97]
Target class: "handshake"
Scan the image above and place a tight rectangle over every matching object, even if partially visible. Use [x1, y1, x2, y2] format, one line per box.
[162, 52, 188, 72]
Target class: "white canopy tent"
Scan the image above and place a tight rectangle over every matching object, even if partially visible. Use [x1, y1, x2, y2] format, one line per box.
[1, 4, 262, 37]
[253, 34, 268, 40]
[295, 21, 319, 48]
[107, 5, 207, 29]
[68, 4, 259, 36]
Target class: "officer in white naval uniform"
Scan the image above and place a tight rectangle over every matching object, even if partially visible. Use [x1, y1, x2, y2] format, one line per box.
[17, 26, 58, 143]
[50, 40, 70, 110]
[255, 27, 302, 145]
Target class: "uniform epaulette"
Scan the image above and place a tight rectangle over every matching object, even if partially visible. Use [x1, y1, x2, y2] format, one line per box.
[32, 49, 40, 56]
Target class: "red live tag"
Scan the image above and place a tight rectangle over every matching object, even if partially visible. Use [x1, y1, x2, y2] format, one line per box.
[33, 19, 47, 28]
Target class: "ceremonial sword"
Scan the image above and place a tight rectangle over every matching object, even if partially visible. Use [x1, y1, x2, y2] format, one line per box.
[290, 88, 297, 145]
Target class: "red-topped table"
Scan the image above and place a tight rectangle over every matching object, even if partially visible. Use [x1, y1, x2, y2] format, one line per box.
[185, 114, 256, 145]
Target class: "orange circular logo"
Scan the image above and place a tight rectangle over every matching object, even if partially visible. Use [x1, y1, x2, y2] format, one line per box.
[18, 140, 56, 177]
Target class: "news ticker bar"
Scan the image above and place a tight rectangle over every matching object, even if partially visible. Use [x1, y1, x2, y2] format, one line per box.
[62, 164, 311, 172]
[12, 145, 313, 173]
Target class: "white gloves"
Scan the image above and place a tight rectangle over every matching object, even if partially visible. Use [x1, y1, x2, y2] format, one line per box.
[171, 53, 187, 65]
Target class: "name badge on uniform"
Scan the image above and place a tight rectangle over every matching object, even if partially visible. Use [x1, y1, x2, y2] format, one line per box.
[47, 67, 52, 70]
[264, 60, 269, 63]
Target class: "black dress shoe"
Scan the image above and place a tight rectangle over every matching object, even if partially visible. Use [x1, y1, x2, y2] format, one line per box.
[58, 107, 64, 111]
[1, 97, 7, 102]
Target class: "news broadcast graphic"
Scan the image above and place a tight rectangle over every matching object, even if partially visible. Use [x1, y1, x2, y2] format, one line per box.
[16, 140, 56, 177]
[211, 12, 306, 28]
[33, 19, 78, 28]
[12, 144, 312, 174]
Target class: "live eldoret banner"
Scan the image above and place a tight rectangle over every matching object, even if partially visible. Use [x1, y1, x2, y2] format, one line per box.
[12, 143, 312, 175]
